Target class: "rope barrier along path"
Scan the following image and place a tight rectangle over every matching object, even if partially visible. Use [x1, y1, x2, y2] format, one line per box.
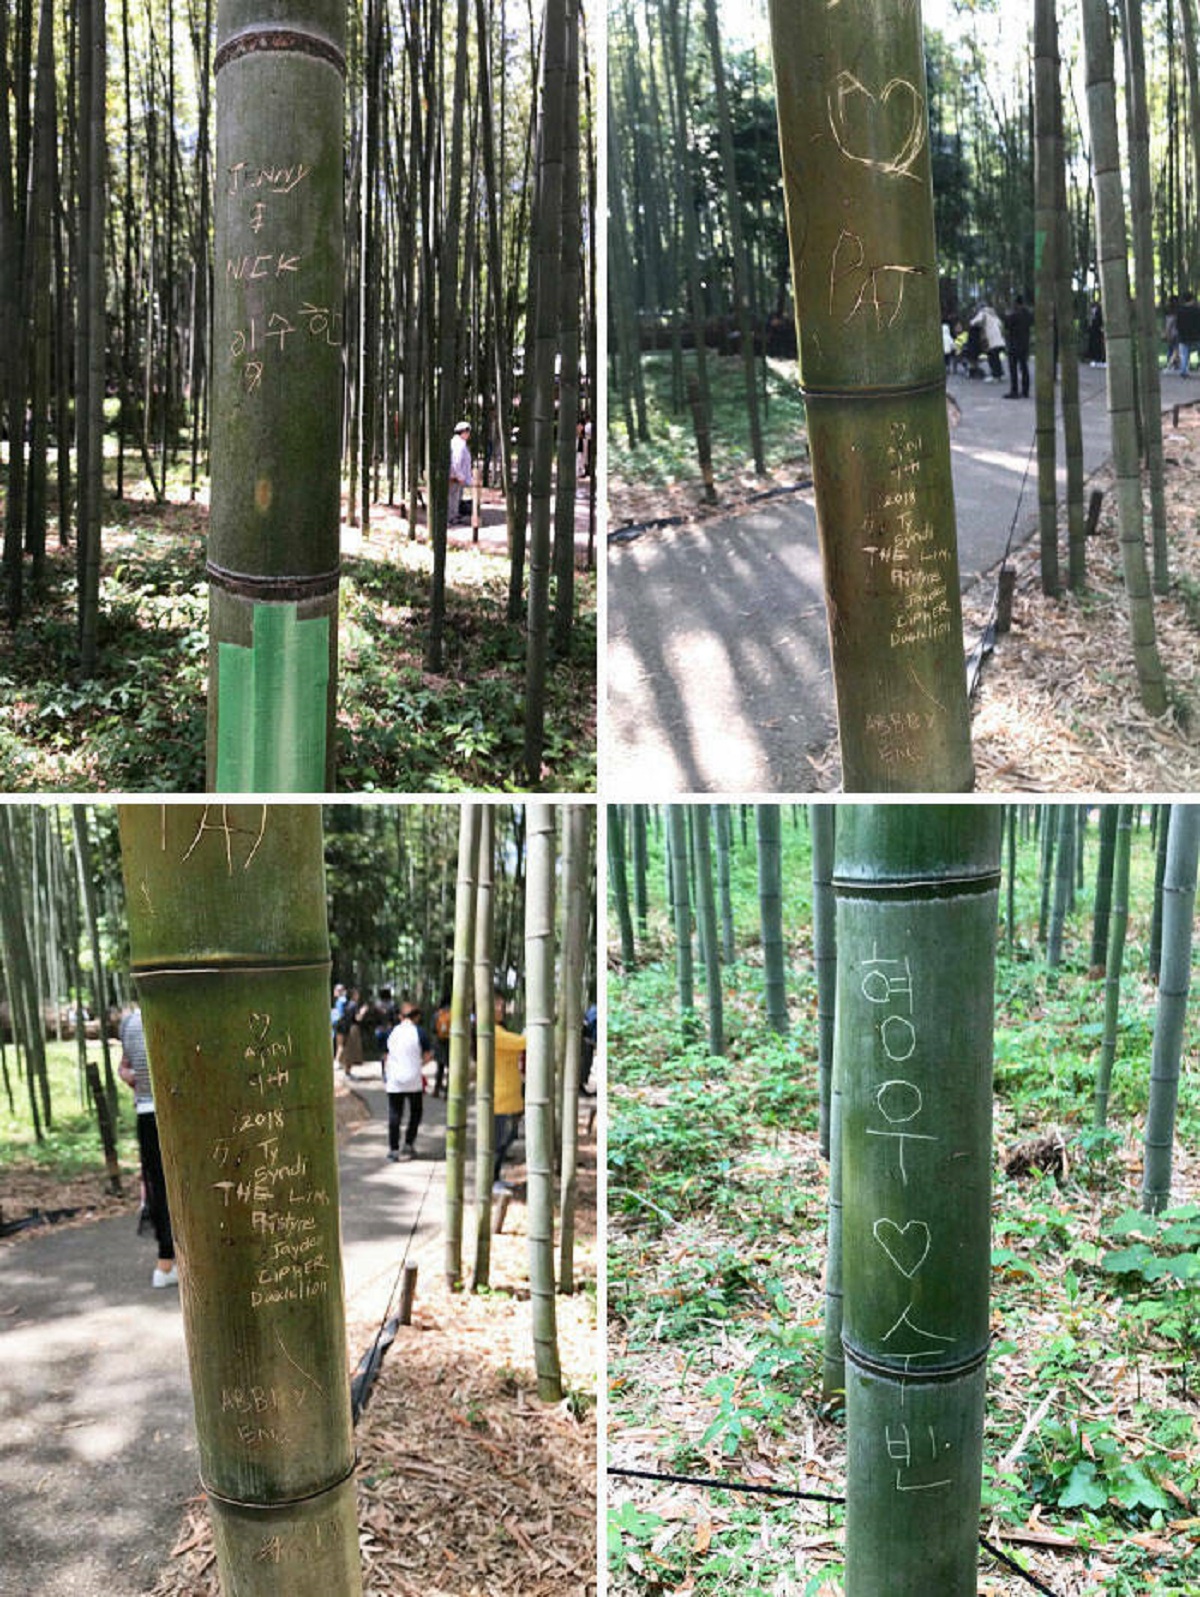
[349, 1157, 439, 1425]
[607, 1466, 1064, 1597]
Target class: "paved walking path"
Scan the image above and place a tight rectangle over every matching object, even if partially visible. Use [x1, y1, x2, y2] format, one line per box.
[606, 363, 1115, 795]
[0, 1076, 460, 1597]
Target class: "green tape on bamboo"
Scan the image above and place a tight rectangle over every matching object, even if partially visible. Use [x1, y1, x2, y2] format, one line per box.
[216, 603, 329, 792]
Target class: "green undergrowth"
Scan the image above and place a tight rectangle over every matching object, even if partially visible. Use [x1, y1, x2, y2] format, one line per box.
[0, 465, 596, 793]
[608, 352, 809, 502]
[609, 808, 1200, 1596]
[0, 1040, 139, 1180]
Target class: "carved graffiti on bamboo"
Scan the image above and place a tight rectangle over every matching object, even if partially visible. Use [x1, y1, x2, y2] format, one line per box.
[886, 1422, 953, 1493]
[859, 940, 956, 1492]
[165, 802, 269, 872]
[827, 71, 926, 180]
[829, 229, 925, 330]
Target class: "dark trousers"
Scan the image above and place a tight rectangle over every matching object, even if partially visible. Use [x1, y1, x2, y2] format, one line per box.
[1008, 352, 1029, 396]
[388, 1090, 423, 1150]
[493, 1113, 521, 1182]
[433, 1041, 449, 1097]
[987, 348, 1003, 381]
[137, 1111, 174, 1261]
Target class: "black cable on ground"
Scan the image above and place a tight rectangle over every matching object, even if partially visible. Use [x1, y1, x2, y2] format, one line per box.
[609, 1464, 842, 1506]
[607, 479, 814, 544]
[349, 1156, 439, 1424]
[608, 1464, 1063, 1596]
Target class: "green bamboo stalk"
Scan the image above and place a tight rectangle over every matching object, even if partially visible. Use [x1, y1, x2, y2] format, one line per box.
[667, 806, 696, 1036]
[756, 806, 788, 1032]
[767, 0, 974, 791]
[1080, 0, 1169, 716]
[1149, 804, 1171, 981]
[1047, 805, 1076, 968]
[446, 804, 480, 1289]
[206, 0, 346, 790]
[1094, 805, 1132, 1128]
[714, 805, 735, 965]
[821, 1016, 845, 1409]
[558, 806, 589, 1293]
[608, 805, 637, 969]
[118, 804, 361, 1596]
[1033, 0, 1060, 596]
[835, 806, 1000, 1595]
[1141, 805, 1199, 1214]
[632, 805, 650, 943]
[811, 804, 837, 1160]
[472, 806, 496, 1290]
[692, 805, 723, 1057]
[525, 803, 563, 1399]
[1089, 805, 1119, 972]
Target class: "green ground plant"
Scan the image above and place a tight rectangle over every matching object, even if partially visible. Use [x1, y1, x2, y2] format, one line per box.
[608, 354, 808, 504]
[0, 455, 596, 793]
[609, 807, 1200, 1596]
[1, 1040, 139, 1179]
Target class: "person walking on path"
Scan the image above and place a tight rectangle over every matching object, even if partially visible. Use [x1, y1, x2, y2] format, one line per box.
[449, 422, 473, 524]
[117, 1006, 177, 1289]
[383, 1001, 433, 1160]
[1176, 292, 1200, 376]
[492, 992, 526, 1190]
[1004, 295, 1033, 398]
[972, 301, 1006, 383]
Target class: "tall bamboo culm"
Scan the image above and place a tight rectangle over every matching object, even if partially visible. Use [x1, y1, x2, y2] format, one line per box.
[118, 804, 361, 1596]
[525, 803, 563, 1399]
[835, 807, 1000, 1594]
[206, 1, 346, 790]
[472, 806, 497, 1289]
[446, 803, 481, 1288]
[1141, 804, 1199, 1213]
[767, 0, 974, 790]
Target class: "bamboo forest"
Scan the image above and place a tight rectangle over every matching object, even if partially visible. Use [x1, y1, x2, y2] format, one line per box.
[607, 0, 1200, 794]
[0, 800, 598, 1595]
[608, 803, 1200, 1595]
[0, 0, 596, 794]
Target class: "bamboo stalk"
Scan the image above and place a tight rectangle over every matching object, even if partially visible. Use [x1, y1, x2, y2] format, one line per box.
[206, 0, 346, 790]
[835, 806, 1000, 1594]
[767, 0, 974, 790]
[118, 804, 361, 1597]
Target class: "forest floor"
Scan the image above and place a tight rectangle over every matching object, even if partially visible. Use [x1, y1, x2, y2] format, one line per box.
[608, 357, 1200, 793]
[0, 1071, 598, 1597]
[0, 451, 597, 794]
[607, 822, 1200, 1597]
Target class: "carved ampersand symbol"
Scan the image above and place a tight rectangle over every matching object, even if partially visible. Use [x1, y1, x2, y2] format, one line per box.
[827, 71, 927, 180]
[872, 1217, 932, 1279]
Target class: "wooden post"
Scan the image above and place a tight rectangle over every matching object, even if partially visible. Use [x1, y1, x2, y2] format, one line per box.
[996, 567, 1017, 634]
[398, 1262, 419, 1325]
[1086, 488, 1105, 537]
[492, 1191, 511, 1233]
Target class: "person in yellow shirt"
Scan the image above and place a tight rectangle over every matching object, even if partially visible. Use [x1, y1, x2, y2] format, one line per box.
[493, 992, 526, 1190]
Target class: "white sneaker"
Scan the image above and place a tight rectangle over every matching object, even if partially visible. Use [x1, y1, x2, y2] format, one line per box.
[152, 1266, 179, 1289]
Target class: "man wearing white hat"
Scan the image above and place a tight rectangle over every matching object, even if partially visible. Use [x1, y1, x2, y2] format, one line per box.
[449, 421, 472, 525]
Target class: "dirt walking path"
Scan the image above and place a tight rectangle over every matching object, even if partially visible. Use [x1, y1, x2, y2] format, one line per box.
[0, 1076, 452, 1597]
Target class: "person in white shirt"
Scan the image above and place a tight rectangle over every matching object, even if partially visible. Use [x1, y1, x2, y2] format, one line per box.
[383, 1002, 433, 1160]
[449, 422, 472, 524]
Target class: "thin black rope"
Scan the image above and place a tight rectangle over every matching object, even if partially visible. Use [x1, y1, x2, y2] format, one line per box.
[608, 1465, 1063, 1597]
[967, 428, 1037, 700]
[351, 1156, 438, 1423]
[610, 1464, 842, 1505]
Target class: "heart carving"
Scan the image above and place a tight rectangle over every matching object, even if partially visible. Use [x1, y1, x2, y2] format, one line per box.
[872, 1217, 931, 1279]
[827, 71, 926, 181]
